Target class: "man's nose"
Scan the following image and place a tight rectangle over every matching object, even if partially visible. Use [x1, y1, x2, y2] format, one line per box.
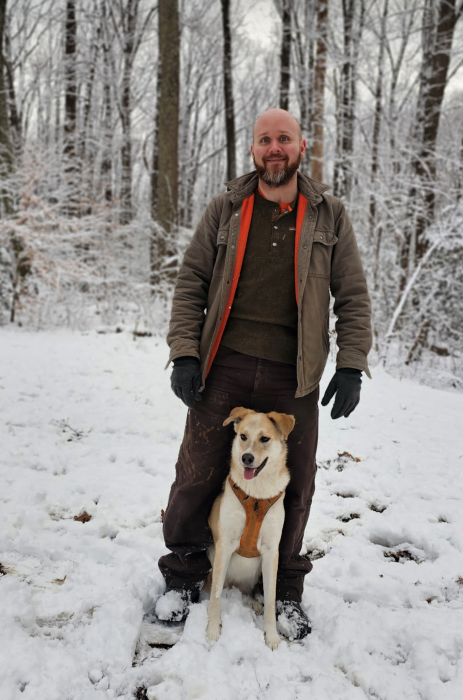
[268, 140, 283, 152]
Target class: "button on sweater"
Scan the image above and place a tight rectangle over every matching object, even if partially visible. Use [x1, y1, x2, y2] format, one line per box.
[220, 188, 299, 365]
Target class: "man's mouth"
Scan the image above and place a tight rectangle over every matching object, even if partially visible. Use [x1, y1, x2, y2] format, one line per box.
[243, 457, 268, 480]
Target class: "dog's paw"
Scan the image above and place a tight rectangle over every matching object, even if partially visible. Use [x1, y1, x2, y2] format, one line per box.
[264, 628, 281, 650]
[250, 599, 263, 615]
[206, 620, 221, 643]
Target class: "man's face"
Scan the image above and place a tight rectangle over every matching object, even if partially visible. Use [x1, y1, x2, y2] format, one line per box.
[251, 111, 306, 188]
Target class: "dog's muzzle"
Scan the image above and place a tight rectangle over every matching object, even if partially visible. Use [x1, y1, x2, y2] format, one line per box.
[242, 456, 268, 480]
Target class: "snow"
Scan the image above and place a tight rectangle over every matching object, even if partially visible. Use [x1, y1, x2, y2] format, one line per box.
[1, 327, 463, 699]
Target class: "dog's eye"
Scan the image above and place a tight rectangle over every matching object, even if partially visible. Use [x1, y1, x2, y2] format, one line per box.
[240, 434, 247, 441]
[260, 436, 270, 443]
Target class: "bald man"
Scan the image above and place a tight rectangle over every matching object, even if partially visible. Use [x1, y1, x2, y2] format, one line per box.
[155, 109, 372, 639]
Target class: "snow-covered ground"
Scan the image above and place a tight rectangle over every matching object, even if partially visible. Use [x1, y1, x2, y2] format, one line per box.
[1, 328, 463, 700]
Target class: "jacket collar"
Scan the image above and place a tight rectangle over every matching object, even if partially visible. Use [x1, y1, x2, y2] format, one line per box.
[225, 170, 330, 204]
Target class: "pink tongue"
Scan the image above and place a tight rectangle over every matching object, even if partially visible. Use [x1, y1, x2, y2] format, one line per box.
[244, 467, 255, 480]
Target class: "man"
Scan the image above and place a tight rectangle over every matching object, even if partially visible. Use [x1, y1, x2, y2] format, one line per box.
[155, 108, 371, 639]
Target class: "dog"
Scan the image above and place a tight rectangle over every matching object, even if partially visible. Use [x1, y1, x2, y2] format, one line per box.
[206, 406, 295, 650]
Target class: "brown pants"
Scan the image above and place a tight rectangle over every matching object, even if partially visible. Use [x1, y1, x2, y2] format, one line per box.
[159, 347, 319, 602]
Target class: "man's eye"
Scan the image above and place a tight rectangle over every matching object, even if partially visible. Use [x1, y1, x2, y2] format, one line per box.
[261, 137, 269, 143]
[280, 136, 289, 141]
[240, 434, 247, 441]
[260, 436, 270, 443]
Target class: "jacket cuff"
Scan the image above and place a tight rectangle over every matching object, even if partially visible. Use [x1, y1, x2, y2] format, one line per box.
[336, 349, 372, 379]
[165, 343, 200, 370]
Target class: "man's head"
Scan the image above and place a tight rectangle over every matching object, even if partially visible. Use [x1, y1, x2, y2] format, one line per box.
[251, 108, 306, 188]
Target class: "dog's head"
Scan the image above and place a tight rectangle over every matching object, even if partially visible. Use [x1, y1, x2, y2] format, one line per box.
[223, 407, 295, 481]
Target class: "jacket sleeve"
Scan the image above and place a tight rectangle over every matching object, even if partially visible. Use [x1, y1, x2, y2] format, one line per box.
[330, 200, 372, 377]
[166, 198, 221, 365]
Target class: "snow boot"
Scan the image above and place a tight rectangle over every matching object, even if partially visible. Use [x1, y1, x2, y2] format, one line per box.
[276, 601, 311, 640]
[149, 588, 200, 625]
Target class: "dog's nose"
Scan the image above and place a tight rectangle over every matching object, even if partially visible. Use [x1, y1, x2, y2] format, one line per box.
[242, 453, 254, 466]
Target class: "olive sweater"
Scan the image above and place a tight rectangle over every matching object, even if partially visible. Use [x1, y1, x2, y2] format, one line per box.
[220, 189, 299, 365]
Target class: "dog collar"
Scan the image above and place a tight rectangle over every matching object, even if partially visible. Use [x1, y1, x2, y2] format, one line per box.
[228, 476, 283, 558]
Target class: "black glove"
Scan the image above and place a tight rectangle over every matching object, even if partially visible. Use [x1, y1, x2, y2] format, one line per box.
[321, 368, 362, 419]
[171, 356, 202, 408]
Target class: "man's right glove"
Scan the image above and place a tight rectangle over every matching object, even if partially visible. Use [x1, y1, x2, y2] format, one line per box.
[171, 356, 202, 408]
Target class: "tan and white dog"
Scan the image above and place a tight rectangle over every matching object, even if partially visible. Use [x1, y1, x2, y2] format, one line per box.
[206, 407, 295, 650]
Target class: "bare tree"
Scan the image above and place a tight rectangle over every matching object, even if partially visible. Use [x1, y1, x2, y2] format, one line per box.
[157, 0, 179, 231]
[279, 0, 292, 110]
[368, 0, 388, 249]
[401, 0, 462, 282]
[63, 0, 78, 213]
[311, 0, 329, 182]
[333, 0, 365, 200]
[292, 0, 316, 174]
[107, 0, 155, 224]
[3, 15, 22, 158]
[151, 0, 179, 286]
[221, 0, 236, 181]
[0, 0, 13, 215]
[100, 0, 113, 204]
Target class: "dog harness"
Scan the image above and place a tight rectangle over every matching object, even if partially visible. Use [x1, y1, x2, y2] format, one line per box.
[228, 476, 283, 558]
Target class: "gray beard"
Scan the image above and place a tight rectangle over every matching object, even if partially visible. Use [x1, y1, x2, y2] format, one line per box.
[252, 153, 301, 188]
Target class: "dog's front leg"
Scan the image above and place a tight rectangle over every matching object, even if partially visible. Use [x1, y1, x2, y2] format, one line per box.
[262, 549, 281, 650]
[206, 540, 234, 643]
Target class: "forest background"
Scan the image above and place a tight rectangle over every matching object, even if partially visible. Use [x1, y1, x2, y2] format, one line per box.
[0, 0, 462, 389]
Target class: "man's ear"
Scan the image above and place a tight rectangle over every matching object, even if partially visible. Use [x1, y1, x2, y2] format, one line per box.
[266, 412, 296, 440]
[223, 407, 255, 430]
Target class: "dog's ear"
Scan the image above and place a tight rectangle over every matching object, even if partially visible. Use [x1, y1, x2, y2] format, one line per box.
[266, 412, 296, 440]
[223, 407, 255, 429]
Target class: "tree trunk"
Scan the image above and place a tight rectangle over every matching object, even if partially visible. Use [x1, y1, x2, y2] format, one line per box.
[279, 0, 292, 110]
[64, 0, 78, 214]
[311, 0, 328, 182]
[150, 59, 161, 221]
[369, 0, 388, 245]
[414, 0, 458, 259]
[292, 1, 315, 175]
[3, 24, 21, 159]
[333, 0, 365, 200]
[101, 3, 113, 204]
[119, 0, 137, 225]
[401, 0, 460, 284]
[221, 0, 236, 181]
[0, 0, 14, 216]
[80, 7, 102, 213]
[153, 0, 179, 285]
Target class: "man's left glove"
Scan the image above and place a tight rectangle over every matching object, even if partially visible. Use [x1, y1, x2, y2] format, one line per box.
[321, 368, 362, 419]
[171, 356, 202, 409]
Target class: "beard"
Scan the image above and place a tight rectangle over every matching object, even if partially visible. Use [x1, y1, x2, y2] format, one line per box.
[252, 152, 302, 188]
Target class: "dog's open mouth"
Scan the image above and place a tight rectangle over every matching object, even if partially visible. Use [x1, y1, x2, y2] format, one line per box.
[243, 457, 268, 480]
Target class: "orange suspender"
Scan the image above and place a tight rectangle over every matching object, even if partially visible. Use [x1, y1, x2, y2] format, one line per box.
[206, 194, 255, 377]
[205, 192, 309, 377]
[294, 195, 308, 306]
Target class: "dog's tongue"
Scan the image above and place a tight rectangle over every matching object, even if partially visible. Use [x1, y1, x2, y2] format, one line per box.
[244, 467, 256, 480]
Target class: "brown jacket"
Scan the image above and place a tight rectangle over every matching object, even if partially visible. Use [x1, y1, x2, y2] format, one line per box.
[167, 171, 371, 398]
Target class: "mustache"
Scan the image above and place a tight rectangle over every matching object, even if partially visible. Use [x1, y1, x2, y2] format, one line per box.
[263, 155, 288, 163]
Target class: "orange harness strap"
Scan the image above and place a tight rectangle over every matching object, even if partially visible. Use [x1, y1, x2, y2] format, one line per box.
[228, 477, 283, 558]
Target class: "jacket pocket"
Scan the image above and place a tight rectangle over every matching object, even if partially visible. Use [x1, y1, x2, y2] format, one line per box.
[213, 229, 229, 276]
[308, 230, 338, 278]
